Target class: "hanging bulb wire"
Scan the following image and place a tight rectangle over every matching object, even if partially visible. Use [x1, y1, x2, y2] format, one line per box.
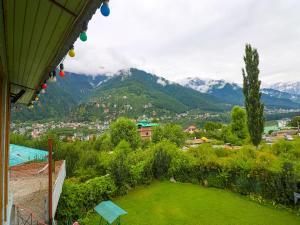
[52, 74, 57, 82]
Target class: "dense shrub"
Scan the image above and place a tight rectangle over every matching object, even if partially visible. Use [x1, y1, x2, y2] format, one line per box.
[272, 140, 294, 155]
[109, 140, 131, 191]
[150, 141, 179, 179]
[56, 175, 116, 223]
[93, 133, 113, 152]
[152, 124, 186, 147]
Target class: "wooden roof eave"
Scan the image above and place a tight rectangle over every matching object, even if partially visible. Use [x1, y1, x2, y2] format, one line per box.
[29, 0, 103, 105]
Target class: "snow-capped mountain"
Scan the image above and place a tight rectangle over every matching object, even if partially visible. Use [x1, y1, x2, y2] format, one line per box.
[268, 82, 300, 95]
[261, 88, 300, 103]
[179, 77, 240, 94]
[179, 77, 300, 109]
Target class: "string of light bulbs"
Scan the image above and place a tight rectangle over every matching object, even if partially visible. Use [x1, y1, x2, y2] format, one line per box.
[28, 1, 111, 109]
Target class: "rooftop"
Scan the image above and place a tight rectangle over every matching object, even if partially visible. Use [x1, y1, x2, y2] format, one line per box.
[10, 144, 48, 167]
[137, 120, 159, 128]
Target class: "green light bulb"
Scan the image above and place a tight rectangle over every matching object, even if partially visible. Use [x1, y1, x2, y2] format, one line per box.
[80, 31, 87, 42]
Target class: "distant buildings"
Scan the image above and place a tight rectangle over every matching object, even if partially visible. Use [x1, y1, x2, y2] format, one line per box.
[278, 119, 290, 129]
[184, 125, 197, 134]
[264, 119, 291, 135]
[263, 119, 298, 142]
[185, 137, 210, 148]
[137, 120, 159, 140]
[11, 121, 107, 142]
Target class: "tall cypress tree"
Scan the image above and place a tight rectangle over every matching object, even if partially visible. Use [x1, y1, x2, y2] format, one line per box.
[242, 44, 264, 147]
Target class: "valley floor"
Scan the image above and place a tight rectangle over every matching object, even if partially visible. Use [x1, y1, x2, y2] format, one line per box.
[83, 181, 300, 225]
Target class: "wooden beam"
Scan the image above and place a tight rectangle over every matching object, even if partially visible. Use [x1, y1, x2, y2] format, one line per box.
[49, 0, 78, 18]
[4, 83, 10, 222]
[0, 76, 3, 224]
[48, 138, 53, 225]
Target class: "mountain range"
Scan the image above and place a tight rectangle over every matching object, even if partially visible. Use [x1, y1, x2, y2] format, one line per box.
[267, 82, 300, 95]
[11, 69, 300, 122]
[180, 77, 300, 108]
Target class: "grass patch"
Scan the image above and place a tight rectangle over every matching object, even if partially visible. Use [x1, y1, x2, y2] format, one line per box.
[83, 181, 300, 225]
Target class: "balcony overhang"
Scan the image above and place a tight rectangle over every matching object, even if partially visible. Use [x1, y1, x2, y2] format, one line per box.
[0, 0, 103, 105]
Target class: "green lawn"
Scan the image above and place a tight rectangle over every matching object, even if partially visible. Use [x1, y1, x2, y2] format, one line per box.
[85, 182, 300, 225]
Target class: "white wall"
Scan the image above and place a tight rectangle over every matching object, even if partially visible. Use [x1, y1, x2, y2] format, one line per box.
[52, 160, 66, 218]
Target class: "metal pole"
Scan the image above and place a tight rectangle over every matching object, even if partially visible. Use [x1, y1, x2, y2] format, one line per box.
[48, 139, 53, 225]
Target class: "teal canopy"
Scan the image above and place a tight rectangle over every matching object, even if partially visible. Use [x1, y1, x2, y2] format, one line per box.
[94, 201, 127, 224]
[137, 120, 159, 128]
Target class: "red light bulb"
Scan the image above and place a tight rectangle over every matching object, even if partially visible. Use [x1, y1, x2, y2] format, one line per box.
[59, 70, 65, 77]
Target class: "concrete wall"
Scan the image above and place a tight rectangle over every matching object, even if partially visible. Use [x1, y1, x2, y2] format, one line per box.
[44, 160, 66, 223]
[52, 160, 66, 218]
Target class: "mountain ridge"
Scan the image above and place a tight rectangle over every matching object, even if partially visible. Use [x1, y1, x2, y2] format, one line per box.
[180, 77, 300, 108]
[11, 69, 300, 122]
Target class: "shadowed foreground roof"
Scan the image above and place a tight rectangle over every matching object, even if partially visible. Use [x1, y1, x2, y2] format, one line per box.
[0, 0, 103, 104]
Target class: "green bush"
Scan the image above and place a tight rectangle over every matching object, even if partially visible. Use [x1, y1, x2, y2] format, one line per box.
[152, 124, 186, 147]
[150, 141, 179, 179]
[272, 140, 294, 155]
[109, 140, 132, 190]
[94, 133, 113, 152]
[56, 175, 116, 223]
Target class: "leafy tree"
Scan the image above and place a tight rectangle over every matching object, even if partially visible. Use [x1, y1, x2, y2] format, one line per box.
[152, 127, 164, 143]
[152, 124, 185, 147]
[74, 150, 107, 181]
[109, 140, 131, 188]
[151, 141, 178, 179]
[203, 121, 224, 140]
[220, 126, 242, 146]
[204, 121, 223, 132]
[242, 44, 264, 147]
[110, 117, 141, 149]
[231, 106, 248, 140]
[94, 133, 113, 152]
[288, 116, 300, 128]
[54, 142, 81, 177]
[10, 134, 29, 146]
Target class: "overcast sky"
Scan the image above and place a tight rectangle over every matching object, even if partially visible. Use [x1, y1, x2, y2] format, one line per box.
[65, 0, 300, 84]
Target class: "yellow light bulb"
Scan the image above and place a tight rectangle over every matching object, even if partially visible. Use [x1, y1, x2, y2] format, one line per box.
[68, 48, 75, 57]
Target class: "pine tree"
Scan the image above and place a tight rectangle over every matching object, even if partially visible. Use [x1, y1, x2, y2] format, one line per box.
[242, 44, 264, 147]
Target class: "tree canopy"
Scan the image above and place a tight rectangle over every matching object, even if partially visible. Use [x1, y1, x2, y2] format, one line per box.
[231, 106, 248, 140]
[110, 117, 141, 149]
[152, 124, 186, 147]
[288, 116, 300, 128]
[204, 121, 223, 132]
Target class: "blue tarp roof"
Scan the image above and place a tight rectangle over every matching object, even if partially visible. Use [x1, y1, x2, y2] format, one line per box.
[137, 120, 159, 128]
[94, 201, 127, 224]
[10, 144, 48, 167]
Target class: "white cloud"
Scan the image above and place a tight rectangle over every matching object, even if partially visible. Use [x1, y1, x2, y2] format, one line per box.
[64, 0, 300, 84]
[157, 77, 167, 86]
